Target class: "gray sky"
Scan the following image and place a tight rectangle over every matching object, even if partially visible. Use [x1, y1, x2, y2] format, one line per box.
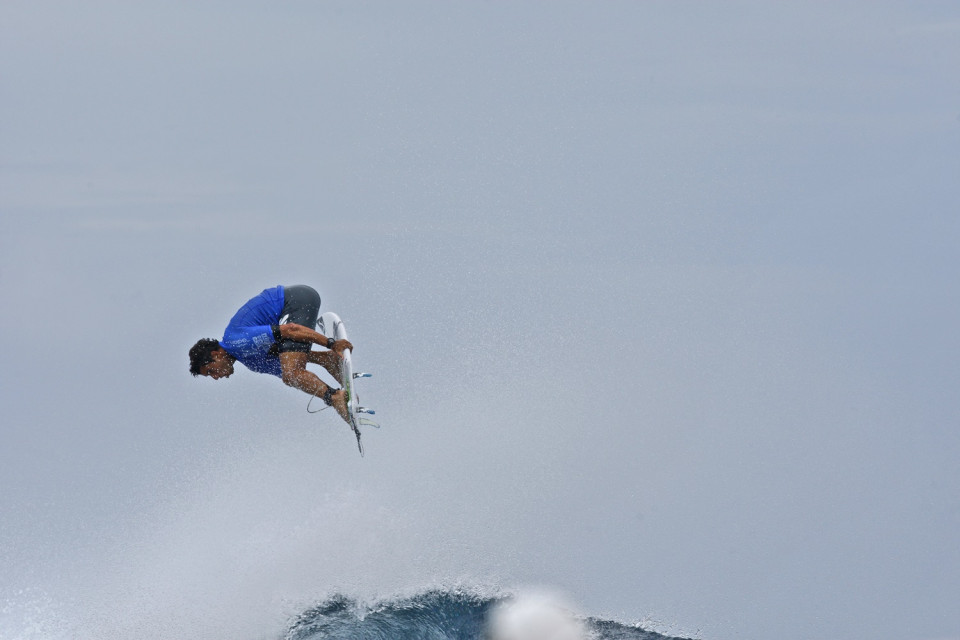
[2, 2, 959, 639]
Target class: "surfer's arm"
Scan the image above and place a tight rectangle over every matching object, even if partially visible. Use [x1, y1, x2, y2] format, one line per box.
[276, 323, 353, 352]
[276, 323, 328, 344]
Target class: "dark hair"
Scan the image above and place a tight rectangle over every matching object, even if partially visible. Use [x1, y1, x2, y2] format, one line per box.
[189, 339, 222, 376]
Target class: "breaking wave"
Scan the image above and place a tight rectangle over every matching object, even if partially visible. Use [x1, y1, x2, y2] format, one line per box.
[284, 590, 690, 640]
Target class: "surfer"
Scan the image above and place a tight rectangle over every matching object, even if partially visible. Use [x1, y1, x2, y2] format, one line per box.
[188, 285, 353, 423]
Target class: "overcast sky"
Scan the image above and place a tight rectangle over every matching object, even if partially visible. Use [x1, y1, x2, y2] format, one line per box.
[2, 2, 959, 640]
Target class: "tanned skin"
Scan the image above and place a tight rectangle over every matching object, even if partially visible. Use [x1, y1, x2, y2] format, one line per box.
[198, 323, 353, 423]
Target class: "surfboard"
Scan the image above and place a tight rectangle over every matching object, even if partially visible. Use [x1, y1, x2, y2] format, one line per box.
[317, 312, 375, 456]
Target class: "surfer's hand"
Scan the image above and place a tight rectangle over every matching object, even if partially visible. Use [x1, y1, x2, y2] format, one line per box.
[332, 339, 353, 355]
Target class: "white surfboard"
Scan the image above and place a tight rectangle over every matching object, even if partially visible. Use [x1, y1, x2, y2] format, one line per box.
[317, 312, 375, 455]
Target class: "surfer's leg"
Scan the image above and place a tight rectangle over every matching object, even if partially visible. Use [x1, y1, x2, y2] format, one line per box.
[307, 349, 344, 385]
[276, 285, 321, 352]
[280, 352, 350, 423]
[324, 388, 349, 424]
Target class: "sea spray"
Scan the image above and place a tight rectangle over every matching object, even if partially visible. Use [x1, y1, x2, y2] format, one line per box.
[487, 592, 586, 640]
[285, 590, 688, 640]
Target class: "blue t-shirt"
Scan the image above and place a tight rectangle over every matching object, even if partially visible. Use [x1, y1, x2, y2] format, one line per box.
[220, 286, 285, 377]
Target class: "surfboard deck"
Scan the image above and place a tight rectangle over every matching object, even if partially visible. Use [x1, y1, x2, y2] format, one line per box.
[317, 312, 373, 456]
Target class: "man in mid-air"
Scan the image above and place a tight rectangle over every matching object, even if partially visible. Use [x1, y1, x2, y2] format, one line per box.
[189, 285, 353, 423]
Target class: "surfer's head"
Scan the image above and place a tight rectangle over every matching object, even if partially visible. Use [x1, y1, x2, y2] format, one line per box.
[189, 338, 235, 379]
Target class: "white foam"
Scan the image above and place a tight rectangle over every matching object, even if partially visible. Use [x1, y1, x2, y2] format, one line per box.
[488, 591, 587, 640]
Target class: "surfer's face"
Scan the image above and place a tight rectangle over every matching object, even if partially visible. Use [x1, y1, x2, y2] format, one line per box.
[200, 350, 234, 380]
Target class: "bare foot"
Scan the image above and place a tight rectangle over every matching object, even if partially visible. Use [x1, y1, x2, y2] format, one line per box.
[330, 389, 351, 424]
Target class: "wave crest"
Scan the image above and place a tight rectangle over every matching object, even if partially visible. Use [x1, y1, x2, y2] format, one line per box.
[284, 590, 690, 640]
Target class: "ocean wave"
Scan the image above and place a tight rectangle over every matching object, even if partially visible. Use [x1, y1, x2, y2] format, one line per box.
[284, 590, 691, 640]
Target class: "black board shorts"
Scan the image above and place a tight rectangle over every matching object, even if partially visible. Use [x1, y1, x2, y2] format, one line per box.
[277, 285, 321, 353]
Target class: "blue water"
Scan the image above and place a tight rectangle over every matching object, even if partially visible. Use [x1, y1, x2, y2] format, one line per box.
[284, 590, 690, 640]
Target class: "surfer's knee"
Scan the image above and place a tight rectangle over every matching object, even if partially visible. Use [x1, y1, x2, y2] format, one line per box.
[279, 356, 309, 387]
[281, 368, 307, 388]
